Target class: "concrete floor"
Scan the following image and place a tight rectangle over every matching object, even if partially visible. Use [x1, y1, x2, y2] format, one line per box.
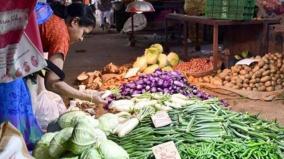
[64, 29, 284, 125]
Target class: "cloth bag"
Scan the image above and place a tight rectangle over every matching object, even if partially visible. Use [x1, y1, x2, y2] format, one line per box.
[0, 122, 34, 159]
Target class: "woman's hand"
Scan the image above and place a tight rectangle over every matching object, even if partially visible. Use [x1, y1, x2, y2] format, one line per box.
[83, 89, 107, 105]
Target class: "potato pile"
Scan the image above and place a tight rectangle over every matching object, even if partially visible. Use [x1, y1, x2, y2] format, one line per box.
[189, 53, 284, 92]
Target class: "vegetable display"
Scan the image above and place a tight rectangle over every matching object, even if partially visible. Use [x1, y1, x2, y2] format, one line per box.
[120, 69, 212, 100]
[189, 53, 284, 92]
[33, 111, 129, 159]
[130, 43, 179, 74]
[76, 63, 134, 90]
[179, 140, 283, 159]
[174, 57, 214, 76]
[109, 98, 284, 159]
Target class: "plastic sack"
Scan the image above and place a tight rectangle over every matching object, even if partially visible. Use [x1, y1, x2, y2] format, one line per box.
[0, 122, 33, 159]
[122, 13, 147, 33]
[35, 90, 67, 131]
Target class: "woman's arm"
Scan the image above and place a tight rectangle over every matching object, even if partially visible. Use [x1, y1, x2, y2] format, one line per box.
[45, 53, 106, 104]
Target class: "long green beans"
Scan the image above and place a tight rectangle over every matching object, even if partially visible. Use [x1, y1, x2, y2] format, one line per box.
[109, 98, 284, 158]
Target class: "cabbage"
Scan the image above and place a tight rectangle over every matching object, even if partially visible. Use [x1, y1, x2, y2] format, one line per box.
[58, 111, 87, 128]
[98, 113, 119, 135]
[133, 56, 147, 71]
[162, 66, 173, 71]
[143, 64, 159, 74]
[99, 140, 129, 159]
[144, 47, 160, 64]
[150, 43, 163, 54]
[72, 115, 99, 129]
[69, 122, 97, 154]
[80, 147, 102, 159]
[49, 127, 74, 158]
[61, 153, 79, 159]
[167, 52, 180, 67]
[158, 54, 168, 68]
[33, 132, 57, 159]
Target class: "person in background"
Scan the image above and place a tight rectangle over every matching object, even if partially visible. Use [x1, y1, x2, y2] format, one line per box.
[95, 0, 113, 30]
[39, 3, 107, 105]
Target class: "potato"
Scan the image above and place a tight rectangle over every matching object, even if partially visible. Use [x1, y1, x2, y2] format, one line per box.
[263, 58, 269, 64]
[240, 70, 248, 75]
[264, 81, 271, 87]
[254, 70, 262, 78]
[275, 85, 282, 90]
[253, 88, 258, 91]
[249, 83, 254, 87]
[263, 65, 269, 70]
[232, 73, 239, 76]
[243, 66, 251, 72]
[225, 76, 231, 82]
[236, 78, 243, 84]
[250, 79, 256, 84]
[255, 83, 260, 87]
[257, 60, 265, 68]
[260, 76, 271, 82]
[255, 55, 262, 59]
[262, 70, 270, 76]
[277, 79, 282, 85]
[240, 75, 246, 81]
[271, 81, 276, 86]
[255, 78, 260, 83]
[243, 83, 249, 88]
[258, 86, 266, 91]
[244, 79, 249, 84]
[252, 66, 259, 72]
[266, 86, 275, 92]
[244, 74, 251, 79]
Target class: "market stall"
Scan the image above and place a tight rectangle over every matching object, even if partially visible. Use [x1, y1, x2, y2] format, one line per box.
[1, 0, 284, 159]
[27, 43, 284, 159]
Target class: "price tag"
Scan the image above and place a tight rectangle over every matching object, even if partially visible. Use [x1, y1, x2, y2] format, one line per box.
[152, 141, 181, 159]
[151, 111, 172, 128]
[236, 58, 259, 66]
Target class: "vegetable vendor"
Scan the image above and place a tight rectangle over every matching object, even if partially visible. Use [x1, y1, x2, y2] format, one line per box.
[38, 2, 106, 105]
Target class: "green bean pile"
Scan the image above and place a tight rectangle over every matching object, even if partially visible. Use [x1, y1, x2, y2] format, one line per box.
[110, 98, 284, 159]
[179, 140, 283, 159]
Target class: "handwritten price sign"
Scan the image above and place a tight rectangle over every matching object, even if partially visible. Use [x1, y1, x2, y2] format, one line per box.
[152, 141, 181, 159]
[151, 111, 172, 128]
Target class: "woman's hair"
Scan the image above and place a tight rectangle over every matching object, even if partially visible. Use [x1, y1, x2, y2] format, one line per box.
[50, 2, 96, 27]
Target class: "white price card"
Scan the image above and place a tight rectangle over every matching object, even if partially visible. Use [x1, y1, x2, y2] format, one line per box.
[152, 141, 181, 159]
[151, 111, 172, 128]
[236, 58, 259, 66]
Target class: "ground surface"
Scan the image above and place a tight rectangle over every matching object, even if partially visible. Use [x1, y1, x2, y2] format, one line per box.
[64, 29, 284, 125]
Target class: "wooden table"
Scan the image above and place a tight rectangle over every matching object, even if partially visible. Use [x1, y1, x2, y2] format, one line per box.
[165, 14, 280, 71]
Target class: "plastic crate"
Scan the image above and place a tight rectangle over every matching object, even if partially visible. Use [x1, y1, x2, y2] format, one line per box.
[205, 0, 256, 20]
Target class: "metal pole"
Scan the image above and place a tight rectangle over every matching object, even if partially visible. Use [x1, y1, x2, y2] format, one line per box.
[130, 14, 135, 47]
